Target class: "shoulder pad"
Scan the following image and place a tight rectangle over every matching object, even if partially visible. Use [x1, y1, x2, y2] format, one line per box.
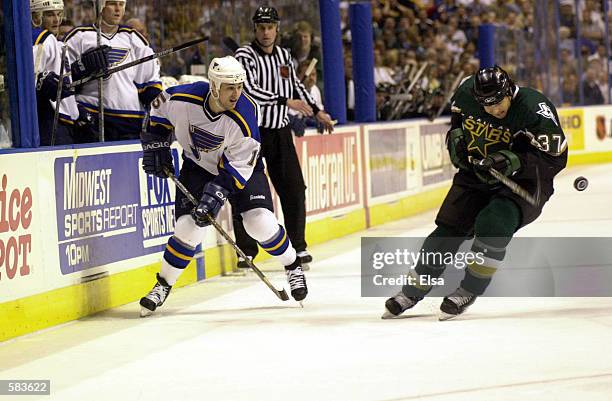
[63, 25, 96, 42]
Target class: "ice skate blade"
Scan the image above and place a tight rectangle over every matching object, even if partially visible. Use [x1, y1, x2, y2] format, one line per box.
[298, 301, 304, 308]
[438, 312, 458, 321]
[140, 307, 154, 317]
[381, 308, 400, 319]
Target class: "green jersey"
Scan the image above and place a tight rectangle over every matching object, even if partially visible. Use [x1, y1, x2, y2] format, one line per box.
[451, 76, 567, 159]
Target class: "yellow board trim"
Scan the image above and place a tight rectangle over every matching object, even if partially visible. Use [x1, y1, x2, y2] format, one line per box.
[0, 260, 197, 342]
[368, 186, 450, 227]
[567, 151, 612, 166]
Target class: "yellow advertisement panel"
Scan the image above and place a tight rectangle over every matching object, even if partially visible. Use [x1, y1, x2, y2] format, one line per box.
[558, 108, 584, 151]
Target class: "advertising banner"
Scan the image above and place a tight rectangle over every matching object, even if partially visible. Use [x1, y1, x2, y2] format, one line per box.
[368, 128, 407, 197]
[365, 124, 422, 202]
[54, 151, 179, 275]
[582, 106, 612, 152]
[557, 108, 585, 151]
[419, 122, 454, 187]
[295, 130, 361, 216]
[0, 153, 45, 303]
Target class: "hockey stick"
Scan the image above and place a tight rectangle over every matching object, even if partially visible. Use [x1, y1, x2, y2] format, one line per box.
[95, 0, 105, 142]
[469, 157, 540, 207]
[164, 168, 290, 301]
[69, 36, 210, 89]
[390, 62, 428, 120]
[304, 58, 318, 76]
[51, 45, 68, 146]
[431, 71, 465, 121]
[222, 36, 240, 53]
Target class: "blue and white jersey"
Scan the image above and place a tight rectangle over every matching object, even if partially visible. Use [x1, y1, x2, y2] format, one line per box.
[64, 24, 162, 119]
[32, 28, 80, 123]
[148, 81, 261, 192]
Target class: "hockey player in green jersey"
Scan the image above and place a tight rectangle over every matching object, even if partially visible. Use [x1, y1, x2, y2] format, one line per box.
[384, 65, 568, 320]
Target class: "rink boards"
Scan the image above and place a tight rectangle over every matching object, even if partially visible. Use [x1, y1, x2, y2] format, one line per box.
[2, 106, 612, 341]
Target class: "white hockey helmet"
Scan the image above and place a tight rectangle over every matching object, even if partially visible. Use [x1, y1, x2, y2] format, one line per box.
[101, 0, 127, 6]
[30, 0, 64, 13]
[207, 56, 246, 95]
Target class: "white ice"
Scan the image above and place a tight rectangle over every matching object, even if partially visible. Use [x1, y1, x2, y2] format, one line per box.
[1, 163, 612, 401]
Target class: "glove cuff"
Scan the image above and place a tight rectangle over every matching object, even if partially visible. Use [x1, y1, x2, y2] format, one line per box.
[447, 128, 469, 170]
[141, 132, 171, 149]
[203, 182, 229, 204]
[497, 150, 521, 175]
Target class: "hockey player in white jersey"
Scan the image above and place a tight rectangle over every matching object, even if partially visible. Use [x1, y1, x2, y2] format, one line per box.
[31, 0, 80, 145]
[64, 0, 162, 141]
[139, 56, 308, 316]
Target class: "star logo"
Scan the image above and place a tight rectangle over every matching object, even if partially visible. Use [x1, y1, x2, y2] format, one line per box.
[465, 119, 500, 158]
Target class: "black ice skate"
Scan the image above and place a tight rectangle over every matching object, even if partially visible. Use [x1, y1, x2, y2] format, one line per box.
[139, 273, 172, 317]
[296, 251, 312, 271]
[382, 292, 422, 319]
[286, 265, 308, 304]
[237, 256, 253, 269]
[439, 287, 477, 321]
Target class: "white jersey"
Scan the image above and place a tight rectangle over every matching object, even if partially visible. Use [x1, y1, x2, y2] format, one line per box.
[148, 81, 261, 191]
[32, 28, 79, 123]
[64, 24, 162, 117]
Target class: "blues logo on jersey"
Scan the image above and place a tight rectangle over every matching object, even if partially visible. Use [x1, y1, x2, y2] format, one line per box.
[107, 47, 130, 67]
[189, 124, 224, 159]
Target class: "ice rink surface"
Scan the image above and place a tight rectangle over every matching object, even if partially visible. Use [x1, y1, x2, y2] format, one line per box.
[1, 163, 612, 401]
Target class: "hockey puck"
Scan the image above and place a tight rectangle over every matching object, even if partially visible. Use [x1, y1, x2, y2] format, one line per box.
[574, 176, 588, 191]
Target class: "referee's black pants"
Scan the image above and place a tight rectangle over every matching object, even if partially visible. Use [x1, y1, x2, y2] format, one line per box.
[233, 125, 308, 258]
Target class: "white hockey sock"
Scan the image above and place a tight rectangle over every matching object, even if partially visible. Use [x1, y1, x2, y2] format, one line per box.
[242, 208, 297, 266]
[160, 261, 184, 286]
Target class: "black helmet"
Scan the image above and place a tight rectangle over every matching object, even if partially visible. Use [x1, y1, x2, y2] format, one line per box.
[472, 65, 514, 106]
[252, 6, 280, 24]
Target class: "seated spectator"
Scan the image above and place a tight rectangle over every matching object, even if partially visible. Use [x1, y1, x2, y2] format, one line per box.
[289, 59, 325, 135]
[374, 49, 396, 86]
[288, 21, 321, 71]
[561, 72, 579, 105]
[126, 17, 148, 37]
[582, 64, 605, 105]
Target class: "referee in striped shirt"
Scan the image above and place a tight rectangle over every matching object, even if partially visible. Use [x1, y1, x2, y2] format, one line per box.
[233, 5, 334, 268]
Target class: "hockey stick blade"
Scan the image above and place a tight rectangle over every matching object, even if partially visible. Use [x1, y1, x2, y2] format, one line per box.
[164, 168, 290, 301]
[69, 37, 209, 89]
[222, 36, 240, 53]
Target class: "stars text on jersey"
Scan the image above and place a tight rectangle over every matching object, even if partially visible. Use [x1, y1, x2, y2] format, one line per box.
[463, 116, 512, 157]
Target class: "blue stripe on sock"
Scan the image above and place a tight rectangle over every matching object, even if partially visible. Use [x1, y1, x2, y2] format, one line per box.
[260, 225, 285, 249]
[163, 251, 190, 269]
[168, 236, 196, 258]
[265, 239, 290, 256]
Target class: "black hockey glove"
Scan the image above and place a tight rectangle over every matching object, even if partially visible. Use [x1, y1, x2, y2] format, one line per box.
[191, 182, 229, 227]
[446, 127, 470, 170]
[141, 133, 174, 178]
[474, 150, 521, 175]
[288, 113, 306, 137]
[36, 71, 73, 100]
[473, 150, 521, 184]
[71, 45, 111, 82]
